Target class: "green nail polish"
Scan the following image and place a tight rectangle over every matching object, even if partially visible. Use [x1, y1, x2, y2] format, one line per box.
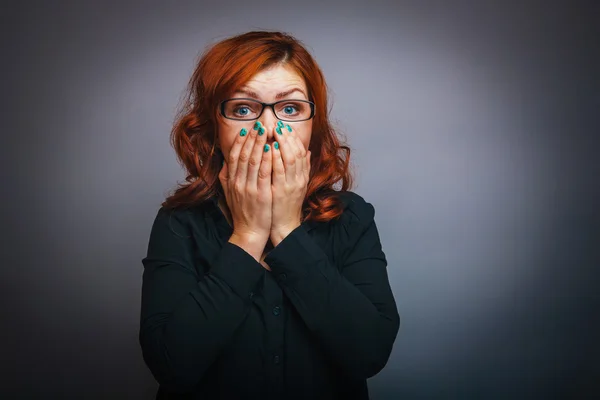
[264, 144, 270, 152]
[286, 124, 292, 132]
[240, 128, 247, 136]
[274, 142, 279, 150]
[276, 126, 282, 135]
[258, 127, 265, 135]
[253, 121, 262, 130]
[277, 121, 284, 128]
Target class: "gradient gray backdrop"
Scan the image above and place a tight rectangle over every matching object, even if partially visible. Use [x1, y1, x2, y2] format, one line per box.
[2, 1, 598, 399]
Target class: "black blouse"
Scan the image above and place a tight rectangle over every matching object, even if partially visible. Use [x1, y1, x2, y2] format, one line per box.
[139, 190, 400, 400]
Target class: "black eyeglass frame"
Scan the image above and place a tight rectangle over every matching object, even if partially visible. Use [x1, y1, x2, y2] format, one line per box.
[219, 98, 316, 122]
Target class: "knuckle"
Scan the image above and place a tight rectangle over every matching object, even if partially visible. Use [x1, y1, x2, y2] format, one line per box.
[238, 152, 249, 162]
[246, 185, 257, 196]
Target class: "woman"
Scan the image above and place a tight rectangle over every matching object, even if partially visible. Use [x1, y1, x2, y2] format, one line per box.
[139, 30, 400, 400]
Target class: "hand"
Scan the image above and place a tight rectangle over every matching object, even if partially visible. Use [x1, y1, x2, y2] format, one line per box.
[270, 122, 311, 246]
[219, 124, 273, 262]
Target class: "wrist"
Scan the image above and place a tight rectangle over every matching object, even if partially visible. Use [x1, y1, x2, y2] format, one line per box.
[229, 231, 268, 262]
[270, 222, 301, 246]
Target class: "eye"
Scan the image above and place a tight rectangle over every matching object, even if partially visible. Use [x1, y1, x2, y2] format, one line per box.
[234, 106, 250, 116]
[275, 101, 310, 120]
[282, 105, 298, 115]
[230, 102, 259, 117]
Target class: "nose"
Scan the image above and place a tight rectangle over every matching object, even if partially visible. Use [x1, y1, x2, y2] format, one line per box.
[259, 106, 279, 143]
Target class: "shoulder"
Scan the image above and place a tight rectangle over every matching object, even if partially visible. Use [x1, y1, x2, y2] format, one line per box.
[331, 191, 383, 262]
[319, 191, 377, 241]
[337, 190, 376, 226]
[150, 201, 210, 239]
[148, 206, 191, 239]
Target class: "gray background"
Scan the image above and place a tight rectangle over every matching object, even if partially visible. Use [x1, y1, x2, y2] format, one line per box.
[2, 1, 598, 399]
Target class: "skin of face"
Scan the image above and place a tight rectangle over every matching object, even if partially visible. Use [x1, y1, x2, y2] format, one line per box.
[216, 64, 313, 163]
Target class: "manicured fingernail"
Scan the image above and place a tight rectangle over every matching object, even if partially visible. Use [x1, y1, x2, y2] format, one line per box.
[274, 142, 279, 150]
[240, 128, 247, 136]
[258, 127, 265, 135]
[285, 124, 292, 132]
[264, 144, 270, 152]
[253, 121, 262, 130]
[277, 121, 284, 128]
[276, 126, 282, 135]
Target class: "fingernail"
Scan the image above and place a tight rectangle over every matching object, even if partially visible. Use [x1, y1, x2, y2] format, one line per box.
[253, 121, 262, 130]
[258, 127, 265, 136]
[276, 126, 282, 135]
[274, 142, 279, 150]
[285, 124, 292, 132]
[277, 121, 284, 128]
[240, 128, 247, 136]
[264, 144, 270, 152]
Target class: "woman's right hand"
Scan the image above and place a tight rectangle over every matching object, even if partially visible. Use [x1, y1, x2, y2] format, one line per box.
[219, 125, 272, 261]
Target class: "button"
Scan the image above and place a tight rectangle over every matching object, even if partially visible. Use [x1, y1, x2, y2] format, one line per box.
[273, 354, 280, 364]
[278, 273, 287, 282]
[272, 306, 281, 316]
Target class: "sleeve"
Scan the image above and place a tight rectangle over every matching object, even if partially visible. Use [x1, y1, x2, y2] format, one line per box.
[263, 194, 400, 380]
[139, 206, 265, 393]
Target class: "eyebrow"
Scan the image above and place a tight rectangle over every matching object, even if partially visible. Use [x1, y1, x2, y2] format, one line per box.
[235, 87, 307, 100]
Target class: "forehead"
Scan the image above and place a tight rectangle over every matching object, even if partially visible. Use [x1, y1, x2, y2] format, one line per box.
[238, 65, 306, 93]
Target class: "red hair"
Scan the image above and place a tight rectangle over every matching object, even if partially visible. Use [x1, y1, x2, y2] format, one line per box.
[162, 30, 354, 223]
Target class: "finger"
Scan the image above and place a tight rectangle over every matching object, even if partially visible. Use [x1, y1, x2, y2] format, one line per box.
[219, 159, 229, 189]
[246, 122, 267, 189]
[277, 123, 297, 181]
[293, 134, 307, 180]
[235, 125, 258, 184]
[305, 150, 312, 182]
[228, 127, 251, 182]
[272, 140, 285, 187]
[286, 125, 305, 180]
[257, 139, 272, 197]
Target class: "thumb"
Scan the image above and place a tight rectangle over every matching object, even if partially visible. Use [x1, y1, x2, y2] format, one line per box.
[219, 160, 228, 182]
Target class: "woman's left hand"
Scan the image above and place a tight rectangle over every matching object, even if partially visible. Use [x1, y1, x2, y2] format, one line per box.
[270, 122, 311, 246]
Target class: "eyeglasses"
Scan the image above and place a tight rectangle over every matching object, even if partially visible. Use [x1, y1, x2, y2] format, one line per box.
[219, 98, 315, 122]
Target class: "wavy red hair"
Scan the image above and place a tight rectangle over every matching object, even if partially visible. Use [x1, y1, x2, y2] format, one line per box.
[162, 30, 354, 223]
